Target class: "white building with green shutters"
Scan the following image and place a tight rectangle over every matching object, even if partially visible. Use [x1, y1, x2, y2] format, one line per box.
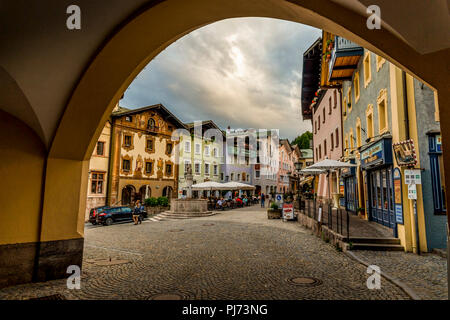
[177, 120, 224, 198]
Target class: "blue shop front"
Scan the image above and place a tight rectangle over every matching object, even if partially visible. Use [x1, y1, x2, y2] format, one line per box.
[360, 137, 396, 231]
[341, 159, 357, 213]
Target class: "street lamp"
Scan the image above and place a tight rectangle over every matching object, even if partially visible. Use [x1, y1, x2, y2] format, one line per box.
[294, 161, 303, 211]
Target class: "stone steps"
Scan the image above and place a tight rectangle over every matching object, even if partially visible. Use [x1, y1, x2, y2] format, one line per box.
[152, 211, 216, 220]
[350, 243, 404, 251]
[349, 237, 401, 245]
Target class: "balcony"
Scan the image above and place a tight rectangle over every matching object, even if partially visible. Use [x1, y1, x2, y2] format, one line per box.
[328, 36, 364, 82]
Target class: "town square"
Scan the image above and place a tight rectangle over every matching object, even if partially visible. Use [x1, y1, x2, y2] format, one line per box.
[0, 0, 449, 306]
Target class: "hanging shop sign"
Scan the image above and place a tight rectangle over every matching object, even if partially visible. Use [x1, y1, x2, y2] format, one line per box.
[393, 168, 404, 224]
[404, 169, 421, 185]
[393, 139, 417, 167]
[408, 184, 417, 200]
[360, 138, 393, 169]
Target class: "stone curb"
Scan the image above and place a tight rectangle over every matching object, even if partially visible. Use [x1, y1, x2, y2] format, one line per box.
[345, 250, 421, 300]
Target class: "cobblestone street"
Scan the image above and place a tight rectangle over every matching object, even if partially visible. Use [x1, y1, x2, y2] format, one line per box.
[0, 206, 446, 300]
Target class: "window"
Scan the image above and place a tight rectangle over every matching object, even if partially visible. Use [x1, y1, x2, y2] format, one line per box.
[194, 163, 201, 174]
[146, 139, 155, 152]
[356, 118, 362, 148]
[318, 116, 320, 130]
[343, 97, 347, 118]
[213, 164, 218, 175]
[256, 170, 260, 178]
[124, 135, 132, 147]
[231, 173, 234, 181]
[329, 97, 332, 114]
[322, 108, 326, 123]
[354, 71, 360, 102]
[147, 118, 156, 130]
[345, 135, 349, 157]
[349, 129, 354, 151]
[125, 116, 132, 122]
[122, 159, 130, 172]
[242, 173, 246, 181]
[205, 163, 210, 175]
[376, 55, 386, 72]
[335, 128, 339, 147]
[331, 133, 334, 151]
[184, 141, 191, 153]
[91, 172, 104, 194]
[204, 145, 210, 156]
[166, 143, 173, 155]
[145, 161, 153, 174]
[319, 145, 322, 159]
[195, 143, 201, 155]
[333, 90, 337, 108]
[363, 51, 371, 87]
[324, 139, 327, 156]
[377, 89, 388, 134]
[246, 175, 250, 182]
[184, 161, 190, 173]
[366, 104, 374, 139]
[96, 141, 105, 156]
[314, 120, 317, 134]
[347, 88, 352, 112]
[165, 164, 172, 175]
[220, 173, 224, 181]
[237, 173, 241, 181]
[213, 148, 218, 157]
[429, 134, 446, 214]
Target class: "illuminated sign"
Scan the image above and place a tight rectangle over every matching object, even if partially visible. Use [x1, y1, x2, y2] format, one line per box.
[393, 139, 417, 167]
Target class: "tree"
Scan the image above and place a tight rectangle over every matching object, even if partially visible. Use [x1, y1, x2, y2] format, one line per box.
[291, 131, 312, 149]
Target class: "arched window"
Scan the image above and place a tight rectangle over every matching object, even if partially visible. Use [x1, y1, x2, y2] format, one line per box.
[147, 118, 156, 129]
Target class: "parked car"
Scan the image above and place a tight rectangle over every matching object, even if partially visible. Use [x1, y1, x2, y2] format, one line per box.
[89, 206, 110, 225]
[94, 206, 147, 226]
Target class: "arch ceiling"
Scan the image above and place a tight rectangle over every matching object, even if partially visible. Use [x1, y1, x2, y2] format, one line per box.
[0, 0, 448, 153]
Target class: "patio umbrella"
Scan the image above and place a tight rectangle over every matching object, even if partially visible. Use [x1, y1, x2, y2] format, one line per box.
[191, 181, 228, 197]
[222, 181, 256, 190]
[306, 159, 356, 205]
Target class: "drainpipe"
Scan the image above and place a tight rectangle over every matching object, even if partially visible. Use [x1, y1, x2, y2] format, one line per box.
[403, 71, 420, 254]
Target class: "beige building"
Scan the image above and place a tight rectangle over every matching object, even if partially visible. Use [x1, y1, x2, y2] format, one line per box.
[85, 121, 111, 220]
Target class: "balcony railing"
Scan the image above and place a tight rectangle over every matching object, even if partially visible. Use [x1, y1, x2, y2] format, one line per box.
[328, 36, 364, 82]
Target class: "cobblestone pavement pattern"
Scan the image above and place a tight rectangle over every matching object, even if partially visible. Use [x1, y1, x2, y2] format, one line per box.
[350, 250, 447, 300]
[0, 206, 433, 300]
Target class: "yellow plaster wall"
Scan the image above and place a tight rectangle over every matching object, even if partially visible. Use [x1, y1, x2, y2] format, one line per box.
[0, 111, 46, 245]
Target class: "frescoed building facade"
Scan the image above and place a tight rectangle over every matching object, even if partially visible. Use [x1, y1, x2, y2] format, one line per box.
[107, 104, 186, 205]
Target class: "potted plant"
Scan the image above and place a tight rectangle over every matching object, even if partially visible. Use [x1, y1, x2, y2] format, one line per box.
[267, 202, 282, 219]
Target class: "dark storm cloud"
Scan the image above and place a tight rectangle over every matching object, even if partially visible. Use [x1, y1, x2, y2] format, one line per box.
[121, 18, 321, 140]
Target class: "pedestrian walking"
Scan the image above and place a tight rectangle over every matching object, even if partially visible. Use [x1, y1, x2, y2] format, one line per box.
[261, 193, 265, 208]
[133, 200, 143, 225]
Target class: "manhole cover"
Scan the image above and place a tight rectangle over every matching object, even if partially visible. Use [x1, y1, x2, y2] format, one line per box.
[28, 294, 66, 300]
[202, 223, 215, 226]
[287, 277, 323, 287]
[148, 293, 185, 300]
[169, 229, 184, 232]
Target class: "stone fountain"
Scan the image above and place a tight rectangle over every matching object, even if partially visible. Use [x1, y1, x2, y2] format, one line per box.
[164, 164, 213, 218]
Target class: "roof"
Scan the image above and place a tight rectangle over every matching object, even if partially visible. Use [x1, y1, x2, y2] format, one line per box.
[300, 148, 313, 159]
[185, 120, 225, 137]
[112, 103, 187, 129]
[301, 37, 322, 120]
[279, 139, 292, 153]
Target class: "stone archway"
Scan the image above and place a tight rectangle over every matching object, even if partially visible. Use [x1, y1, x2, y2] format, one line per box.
[121, 185, 136, 205]
[1, 0, 449, 288]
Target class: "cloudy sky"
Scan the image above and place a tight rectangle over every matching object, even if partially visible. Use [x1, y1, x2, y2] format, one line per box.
[121, 18, 321, 141]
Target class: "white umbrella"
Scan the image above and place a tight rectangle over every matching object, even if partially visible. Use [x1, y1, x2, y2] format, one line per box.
[299, 168, 325, 175]
[306, 159, 356, 205]
[222, 181, 256, 190]
[191, 181, 228, 190]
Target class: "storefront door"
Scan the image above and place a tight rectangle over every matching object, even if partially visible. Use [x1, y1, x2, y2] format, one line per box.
[369, 167, 395, 229]
[345, 176, 357, 212]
